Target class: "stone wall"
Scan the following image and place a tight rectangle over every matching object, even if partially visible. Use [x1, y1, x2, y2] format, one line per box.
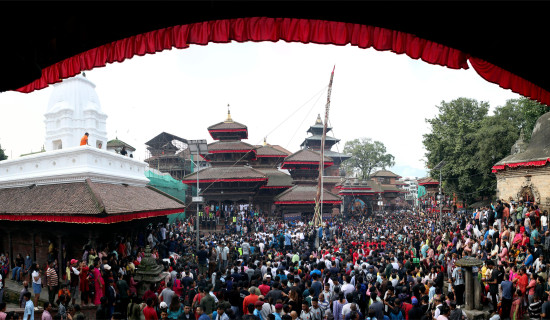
[495, 165, 550, 211]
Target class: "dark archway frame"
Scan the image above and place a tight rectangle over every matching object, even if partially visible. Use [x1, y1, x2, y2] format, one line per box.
[13, 17, 550, 106]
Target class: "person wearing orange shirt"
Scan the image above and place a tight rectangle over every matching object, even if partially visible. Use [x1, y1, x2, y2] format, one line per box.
[80, 132, 89, 146]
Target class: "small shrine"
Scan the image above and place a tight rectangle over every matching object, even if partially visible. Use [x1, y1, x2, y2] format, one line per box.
[134, 245, 168, 296]
[493, 111, 550, 210]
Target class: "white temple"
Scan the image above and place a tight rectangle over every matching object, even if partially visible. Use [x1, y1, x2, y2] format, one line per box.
[0, 74, 149, 188]
[44, 75, 108, 151]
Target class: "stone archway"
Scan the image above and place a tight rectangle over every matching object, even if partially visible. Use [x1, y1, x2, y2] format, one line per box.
[517, 182, 541, 204]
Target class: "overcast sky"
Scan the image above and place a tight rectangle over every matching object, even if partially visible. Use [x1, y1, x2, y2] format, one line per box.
[0, 41, 521, 179]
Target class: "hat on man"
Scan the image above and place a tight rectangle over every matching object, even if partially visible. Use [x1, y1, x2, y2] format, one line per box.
[70, 259, 78, 265]
[104, 264, 111, 270]
[160, 302, 168, 309]
[275, 304, 283, 310]
[412, 297, 419, 305]
[255, 301, 264, 307]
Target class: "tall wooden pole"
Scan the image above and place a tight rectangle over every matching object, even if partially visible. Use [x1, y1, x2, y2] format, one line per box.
[314, 66, 335, 247]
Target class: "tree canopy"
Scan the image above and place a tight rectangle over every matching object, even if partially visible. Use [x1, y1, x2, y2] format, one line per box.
[0, 144, 7, 161]
[423, 97, 547, 205]
[342, 138, 395, 180]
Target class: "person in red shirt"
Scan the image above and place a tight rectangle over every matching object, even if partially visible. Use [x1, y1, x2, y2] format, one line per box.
[259, 279, 271, 296]
[143, 297, 159, 320]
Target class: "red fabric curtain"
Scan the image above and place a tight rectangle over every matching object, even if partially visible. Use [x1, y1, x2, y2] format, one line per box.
[16, 17, 469, 92]
[491, 159, 549, 172]
[469, 57, 550, 106]
[15, 17, 548, 105]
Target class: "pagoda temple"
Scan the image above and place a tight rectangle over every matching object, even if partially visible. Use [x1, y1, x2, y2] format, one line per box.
[274, 148, 342, 219]
[300, 114, 350, 176]
[249, 139, 293, 214]
[181, 111, 269, 214]
[493, 111, 550, 210]
[0, 74, 185, 279]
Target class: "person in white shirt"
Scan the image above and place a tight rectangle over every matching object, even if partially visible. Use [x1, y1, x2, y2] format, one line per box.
[542, 214, 548, 233]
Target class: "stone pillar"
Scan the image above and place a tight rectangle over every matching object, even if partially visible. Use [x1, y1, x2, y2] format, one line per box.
[464, 267, 474, 310]
[474, 274, 482, 310]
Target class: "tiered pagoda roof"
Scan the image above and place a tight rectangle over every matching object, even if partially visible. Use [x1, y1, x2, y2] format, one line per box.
[207, 111, 248, 140]
[206, 140, 256, 155]
[281, 149, 333, 170]
[371, 170, 402, 178]
[256, 168, 293, 189]
[254, 143, 290, 158]
[181, 166, 267, 184]
[274, 184, 341, 205]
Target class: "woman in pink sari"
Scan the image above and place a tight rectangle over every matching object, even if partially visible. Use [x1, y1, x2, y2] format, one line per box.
[92, 260, 105, 305]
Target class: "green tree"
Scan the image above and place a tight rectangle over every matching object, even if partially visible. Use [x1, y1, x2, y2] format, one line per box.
[342, 138, 395, 180]
[492, 97, 548, 142]
[0, 144, 7, 161]
[423, 98, 489, 205]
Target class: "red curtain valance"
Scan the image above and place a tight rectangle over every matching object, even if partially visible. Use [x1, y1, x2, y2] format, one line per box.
[14, 17, 549, 105]
[0, 208, 183, 224]
[492, 159, 549, 173]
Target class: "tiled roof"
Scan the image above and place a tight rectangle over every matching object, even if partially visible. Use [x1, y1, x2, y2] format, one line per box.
[208, 141, 256, 152]
[370, 170, 401, 178]
[255, 168, 293, 187]
[0, 179, 185, 216]
[208, 120, 247, 131]
[283, 149, 333, 163]
[417, 177, 439, 185]
[274, 185, 341, 203]
[254, 145, 290, 157]
[107, 139, 136, 151]
[271, 145, 293, 155]
[181, 166, 267, 183]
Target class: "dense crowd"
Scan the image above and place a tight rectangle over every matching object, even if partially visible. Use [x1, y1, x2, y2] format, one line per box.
[1, 199, 550, 320]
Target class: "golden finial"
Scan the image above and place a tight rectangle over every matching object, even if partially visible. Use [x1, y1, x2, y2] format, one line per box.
[263, 137, 267, 146]
[225, 104, 233, 123]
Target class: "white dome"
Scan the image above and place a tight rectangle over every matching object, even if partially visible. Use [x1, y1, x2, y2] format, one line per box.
[44, 73, 108, 152]
[46, 74, 102, 114]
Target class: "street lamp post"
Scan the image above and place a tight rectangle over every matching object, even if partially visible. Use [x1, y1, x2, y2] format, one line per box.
[188, 139, 208, 251]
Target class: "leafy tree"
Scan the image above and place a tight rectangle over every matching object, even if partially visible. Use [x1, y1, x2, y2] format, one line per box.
[0, 144, 7, 161]
[492, 97, 548, 142]
[342, 138, 395, 180]
[423, 97, 547, 206]
[423, 98, 489, 205]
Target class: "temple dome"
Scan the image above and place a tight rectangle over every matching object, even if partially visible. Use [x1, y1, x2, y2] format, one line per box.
[44, 73, 108, 151]
[495, 111, 550, 166]
[46, 74, 102, 115]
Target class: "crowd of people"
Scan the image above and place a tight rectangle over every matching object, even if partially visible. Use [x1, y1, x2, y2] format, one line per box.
[1, 198, 550, 320]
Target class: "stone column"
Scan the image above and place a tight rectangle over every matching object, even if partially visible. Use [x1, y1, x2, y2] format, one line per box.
[464, 267, 474, 310]
[474, 273, 482, 310]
